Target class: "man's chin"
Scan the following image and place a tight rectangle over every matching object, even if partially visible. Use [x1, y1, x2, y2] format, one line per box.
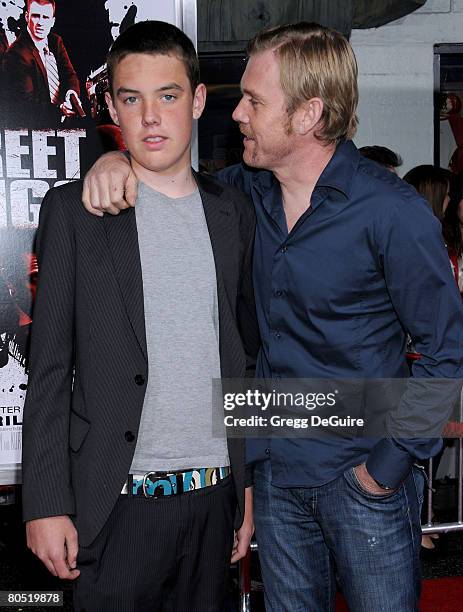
[242, 150, 263, 169]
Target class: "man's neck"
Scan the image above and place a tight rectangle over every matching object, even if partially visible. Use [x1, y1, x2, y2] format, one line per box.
[133, 162, 197, 199]
[272, 139, 336, 233]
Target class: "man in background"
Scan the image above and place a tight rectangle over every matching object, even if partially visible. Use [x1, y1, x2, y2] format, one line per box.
[359, 144, 403, 173]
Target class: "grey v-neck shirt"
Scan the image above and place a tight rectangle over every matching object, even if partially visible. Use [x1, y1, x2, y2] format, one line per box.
[129, 183, 229, 472]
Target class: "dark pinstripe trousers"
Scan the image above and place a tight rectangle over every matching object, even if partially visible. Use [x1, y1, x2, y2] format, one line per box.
[73, 476, 236, 612]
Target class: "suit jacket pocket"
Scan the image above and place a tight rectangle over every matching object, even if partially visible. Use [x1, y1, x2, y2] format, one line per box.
[69, 410, 91, 452]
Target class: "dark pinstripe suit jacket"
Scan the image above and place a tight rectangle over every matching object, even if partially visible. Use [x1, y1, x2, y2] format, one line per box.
[22, 173, 259, 546]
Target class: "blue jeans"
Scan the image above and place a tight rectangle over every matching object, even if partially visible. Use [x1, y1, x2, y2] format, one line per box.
[253, 460, 424, 612]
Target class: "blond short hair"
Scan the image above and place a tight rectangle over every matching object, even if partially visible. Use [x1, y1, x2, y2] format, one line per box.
[247, 22, 358, 144]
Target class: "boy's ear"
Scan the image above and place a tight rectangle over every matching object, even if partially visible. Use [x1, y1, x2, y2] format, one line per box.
[105, 91, 120, 126]
[192, 83, 207, 120]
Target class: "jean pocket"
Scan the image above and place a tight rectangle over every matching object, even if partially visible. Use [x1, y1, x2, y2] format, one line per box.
[344, 466, 400, 501]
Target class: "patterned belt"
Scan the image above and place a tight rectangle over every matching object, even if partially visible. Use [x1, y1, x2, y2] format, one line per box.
[121, 466, 231, 498]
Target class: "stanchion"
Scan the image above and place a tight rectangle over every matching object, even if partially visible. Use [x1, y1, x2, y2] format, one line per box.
[239, 547, 251, 612]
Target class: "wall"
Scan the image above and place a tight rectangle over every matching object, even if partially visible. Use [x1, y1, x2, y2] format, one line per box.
[351, 0, 463, 175]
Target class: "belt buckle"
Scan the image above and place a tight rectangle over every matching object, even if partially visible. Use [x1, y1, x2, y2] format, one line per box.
[142, 471, 162, 498]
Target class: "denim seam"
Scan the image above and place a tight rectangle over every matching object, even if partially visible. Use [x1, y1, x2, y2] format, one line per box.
[402, 479, 418, 552]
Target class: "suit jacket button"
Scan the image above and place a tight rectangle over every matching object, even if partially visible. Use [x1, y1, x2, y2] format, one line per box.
[134, 374, 145, 386]
[124, 431, 135, 442]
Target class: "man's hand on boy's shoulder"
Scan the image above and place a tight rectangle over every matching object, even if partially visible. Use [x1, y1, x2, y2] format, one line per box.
[82, 151, 138, 217]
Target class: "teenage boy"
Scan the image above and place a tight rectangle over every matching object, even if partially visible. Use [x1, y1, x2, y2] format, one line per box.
[22, 20, 257, 612]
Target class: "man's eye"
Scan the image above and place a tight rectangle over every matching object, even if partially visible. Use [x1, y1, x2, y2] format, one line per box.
[249, 98, 258, 107]
[162, 94, 177, 102]
[123, 96, 138, 105]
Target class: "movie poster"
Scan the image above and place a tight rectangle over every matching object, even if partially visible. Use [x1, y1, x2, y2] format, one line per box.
[0, 0, 184, 481]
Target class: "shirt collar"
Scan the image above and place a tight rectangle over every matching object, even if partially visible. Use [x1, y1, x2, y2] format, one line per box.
[315, 139, 360, 199]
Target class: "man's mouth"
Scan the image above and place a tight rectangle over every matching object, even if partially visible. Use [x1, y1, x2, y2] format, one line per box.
[240, 130, 253, 139]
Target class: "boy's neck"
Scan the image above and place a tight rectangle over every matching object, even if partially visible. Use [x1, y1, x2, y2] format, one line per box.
[132, 161, 197, 199]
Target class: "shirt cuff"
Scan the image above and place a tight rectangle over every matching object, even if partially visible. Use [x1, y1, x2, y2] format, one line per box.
[365, 439, 415, 489]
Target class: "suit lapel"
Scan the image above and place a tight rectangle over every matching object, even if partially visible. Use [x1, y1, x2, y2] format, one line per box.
[103, 208, 147, 361]
[27, 33, 48, 85]
[195, 172, 234, 309]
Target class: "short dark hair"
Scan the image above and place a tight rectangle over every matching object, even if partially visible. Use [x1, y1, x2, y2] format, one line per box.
[107, 20, 200, 95]
[359, 146, 402, 169]
[27, 0, 55, 15]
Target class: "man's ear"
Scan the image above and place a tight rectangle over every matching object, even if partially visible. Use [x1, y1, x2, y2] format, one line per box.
[105, 91, 119, 126]
[293, 97, 324, 136]
[192, 83, 207, 120]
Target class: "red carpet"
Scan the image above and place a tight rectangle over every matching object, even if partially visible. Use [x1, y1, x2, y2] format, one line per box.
[335, 577, 463, 611]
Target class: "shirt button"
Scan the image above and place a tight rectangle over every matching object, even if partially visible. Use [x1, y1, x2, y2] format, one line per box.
[275, 332, 282, 339]
[134, 374, 145, 386]
[281, 246, 288, 253]
[124, 431, 135, 442]
[265, 448, 270, 455]
[275, 290, 284, 297]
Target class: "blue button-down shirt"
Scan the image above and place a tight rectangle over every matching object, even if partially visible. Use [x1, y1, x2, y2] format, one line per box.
[217, 140, 463, 489]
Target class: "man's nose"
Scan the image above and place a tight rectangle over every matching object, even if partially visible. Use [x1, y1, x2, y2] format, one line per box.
[232, 97, 248, 124]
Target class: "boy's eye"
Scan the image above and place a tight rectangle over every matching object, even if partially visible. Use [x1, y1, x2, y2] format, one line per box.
[124, 96, 138, 105]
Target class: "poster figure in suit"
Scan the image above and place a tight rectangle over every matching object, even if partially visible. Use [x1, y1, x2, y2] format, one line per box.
[3, 0, 85, 126]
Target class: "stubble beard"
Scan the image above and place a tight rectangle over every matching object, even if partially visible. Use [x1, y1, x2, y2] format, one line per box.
[243, 111, 294, 170]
